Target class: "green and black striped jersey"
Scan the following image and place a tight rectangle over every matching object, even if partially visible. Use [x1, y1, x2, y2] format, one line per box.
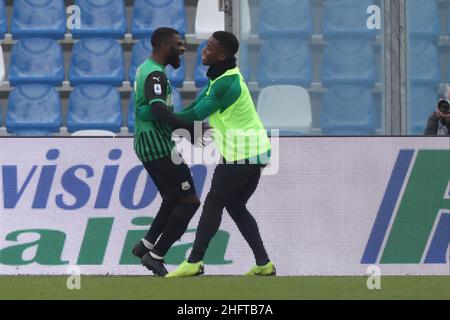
[133, 58, 175, 163]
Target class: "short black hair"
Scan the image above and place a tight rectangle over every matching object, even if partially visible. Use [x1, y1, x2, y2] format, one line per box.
[151, 27, 180, 49]
[212, 31, 239, 57]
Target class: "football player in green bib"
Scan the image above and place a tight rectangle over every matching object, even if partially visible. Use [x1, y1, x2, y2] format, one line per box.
[166, 31, 275, 277]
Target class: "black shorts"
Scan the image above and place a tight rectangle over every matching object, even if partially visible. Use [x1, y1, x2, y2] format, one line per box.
[143, 155, 196, 200]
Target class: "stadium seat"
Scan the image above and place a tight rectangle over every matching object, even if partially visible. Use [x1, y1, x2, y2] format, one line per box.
[172, 87, 183, 112]
[320, 85, 377, 134]
[321, 40, 377, 87]
[72, 0, 128, 39]
[240, 0, 252, 40]
[408, 85, 438, 135]
[239, 42, 251, 82]
[408, 40, 440, 86]
[258, 0, 312, 40]
[71, 130, 116, 136]
[9, 38, 64, 86]
[128, 87, 182, 133]
[128, 92, 135, 133]
[129, 39, 185, 87]
[13, 130, 55, 136]
[131, 0, 187, 39]
[0, 0, 6, 39]
[195, 0, 224, 39]
[194, 41, 208, 88]
[257, 39, 312, 88]
[69, 38, 125, 87]
[322, 0, 378, 39]
[67, 84, 122, 133]
[257, 85, 312, 135]
[6, 85, 62, 134]
[11, 0, 66, 39]
[0, 44, 4, 86]
[195, 0, 251, 40]
[408, 0, 440, 40]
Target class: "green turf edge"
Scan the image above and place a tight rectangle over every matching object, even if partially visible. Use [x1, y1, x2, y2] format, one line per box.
[0, 276, 449, 300]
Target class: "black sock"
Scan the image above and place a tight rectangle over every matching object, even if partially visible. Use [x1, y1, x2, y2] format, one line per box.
[152, 202, 200, 257]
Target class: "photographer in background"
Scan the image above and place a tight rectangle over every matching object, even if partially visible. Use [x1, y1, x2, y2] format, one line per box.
[424, 95, 450, 136]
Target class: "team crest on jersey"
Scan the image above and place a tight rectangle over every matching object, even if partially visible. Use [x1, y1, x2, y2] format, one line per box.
[181, 181, 191, 191]
[154, 84, 162, 95]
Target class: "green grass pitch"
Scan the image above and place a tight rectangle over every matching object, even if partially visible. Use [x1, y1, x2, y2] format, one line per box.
[0, 276, 449, 300]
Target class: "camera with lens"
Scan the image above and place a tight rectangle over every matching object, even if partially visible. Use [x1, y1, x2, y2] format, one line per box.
[437, 99, 450, 115]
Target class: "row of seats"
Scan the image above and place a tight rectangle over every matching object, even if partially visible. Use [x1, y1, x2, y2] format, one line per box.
[5, 84, 184, 135]
[2, 0, 187, 40]
[3, 81, 435, 136]
[7, 37, 221, 88]
[257, 39, 379, 88]
[9, 38, 441, 88]
[4, 83, 381, 136]
[8, 37, 384, 88]
[260, 0, 445, 41]
[257, 85, 439, 135]
[1, 0, 221, 40]
[259, 0, 381, 40]
[2, 0, 445, 41]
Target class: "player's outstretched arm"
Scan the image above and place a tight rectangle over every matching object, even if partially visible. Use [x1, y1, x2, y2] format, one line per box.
[175, 75, 241, 122]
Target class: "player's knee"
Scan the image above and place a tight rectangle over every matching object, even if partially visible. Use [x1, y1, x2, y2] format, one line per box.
[226, 203, 247, 215]
[179, 194, 201, 206]
[205, 191, 227, 207]
[172, 201, 200, 220]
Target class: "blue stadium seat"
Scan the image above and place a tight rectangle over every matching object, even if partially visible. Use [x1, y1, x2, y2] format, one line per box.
[172, 86, 183, 112]
[408, 0, 440, 40]
[323, 0, 378, 39]
[128, 92, 135, 133]
[72, 0, 128, 39]
[131, 0, 187, 39]
[0, 0, 6, 39]
[408, 85, 438, 135]
[11, 0, 66, 39]
[129, 39, 185, 87]
[239, 43, 251, 82]
[321, 40, 377, 86]
[257, 39, 312, 88]
[408, 40, 440, 86]
[258, 0, 312, 39]
[320, 85, 377, 135]
[128, 87, 182, 132]
[68, 84, 122, 133]
[12, 130, 55, 136]
[9, 38, 64, 86]
[69, 38, 125, 87]
[257, 85, 312, 135]
[194, 41, 208, 88]
[6, 85, 62, 134]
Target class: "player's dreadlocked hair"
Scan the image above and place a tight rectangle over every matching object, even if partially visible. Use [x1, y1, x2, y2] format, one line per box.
[212, 31, 239, 58]
[151, 27, 180, 49]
